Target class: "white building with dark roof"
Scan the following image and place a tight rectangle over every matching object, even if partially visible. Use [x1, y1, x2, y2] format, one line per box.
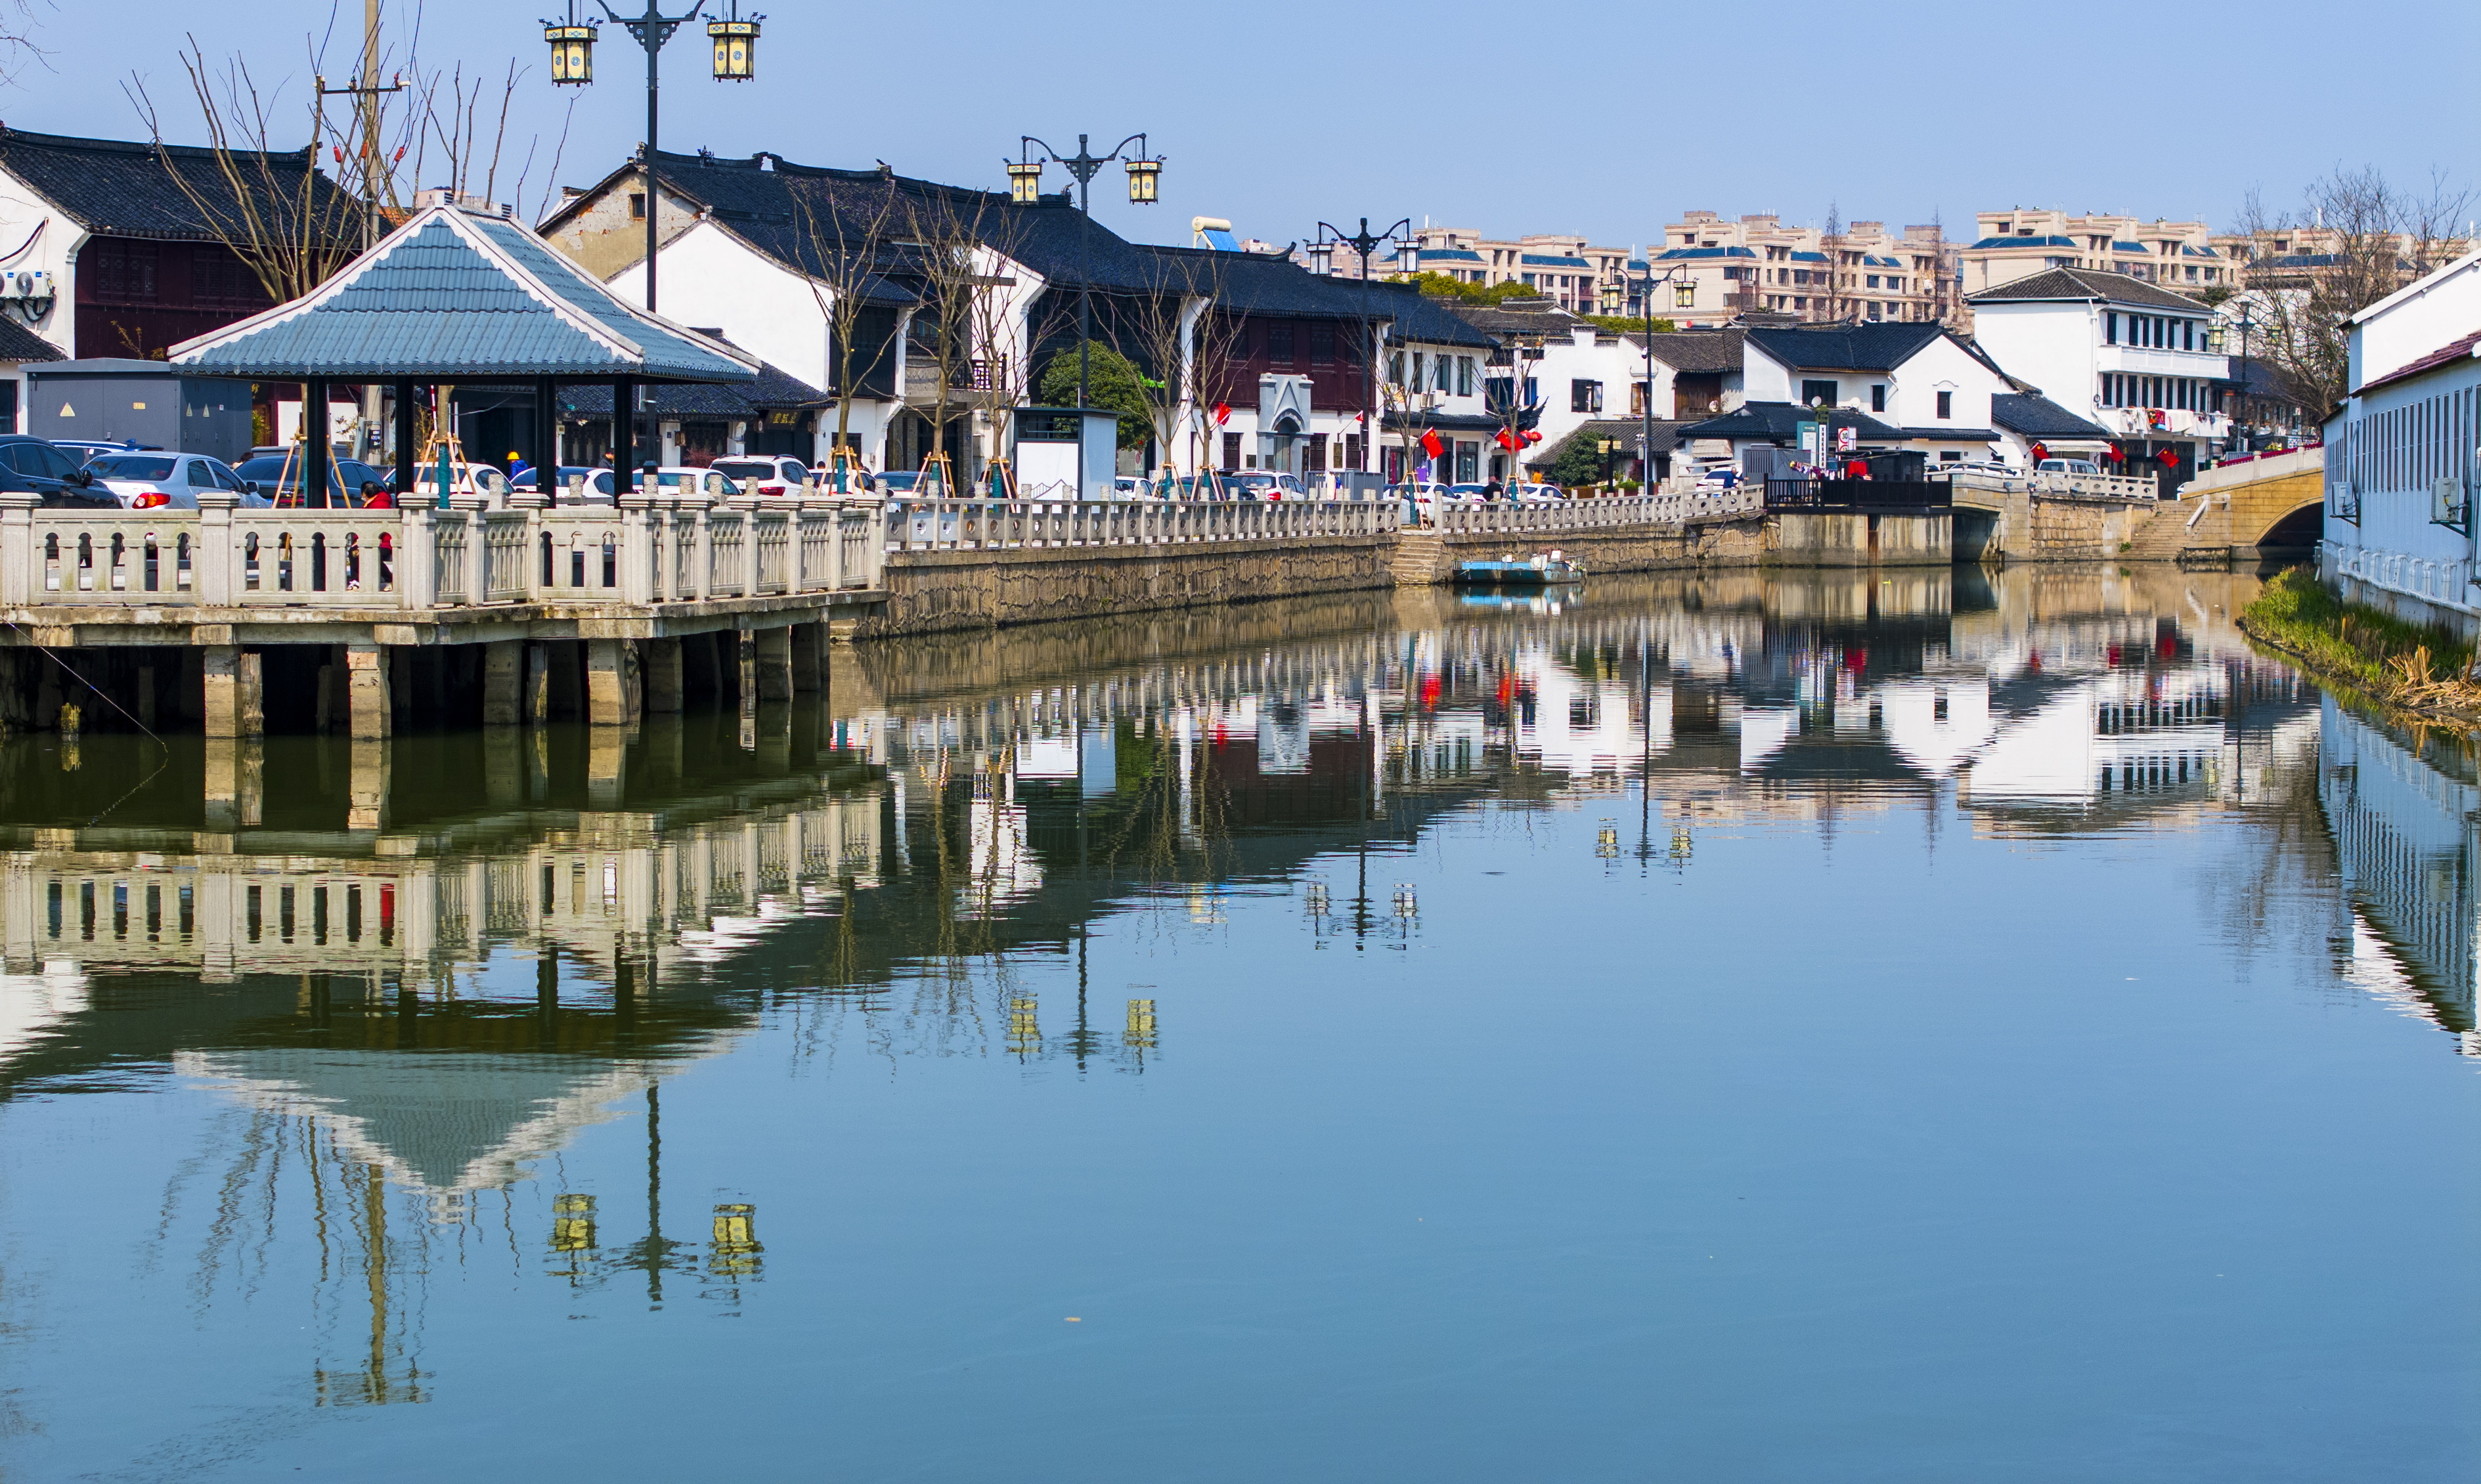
[1966, 267, 2231, 490]
[2319, 244, 2481, 636]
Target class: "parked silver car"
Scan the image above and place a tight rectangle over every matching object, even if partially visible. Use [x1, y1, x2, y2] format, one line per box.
[85, 452, 269, 510]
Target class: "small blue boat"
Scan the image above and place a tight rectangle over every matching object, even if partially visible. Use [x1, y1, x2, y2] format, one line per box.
[1451, 553, 1585, 587]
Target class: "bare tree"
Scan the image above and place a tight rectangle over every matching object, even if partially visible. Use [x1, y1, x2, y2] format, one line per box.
[2235, 165, 2476, 423]
[1101, 250, 1247, 487]
[124, 37, 362, 305]
[900, 188, 1001, 484]
[789, 171, 903, 487]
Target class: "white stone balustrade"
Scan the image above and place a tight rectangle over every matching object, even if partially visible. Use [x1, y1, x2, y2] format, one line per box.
[0, 491, 887, 611]
[880, 496, 1400, 553]
[1433, 489, 1763, 533]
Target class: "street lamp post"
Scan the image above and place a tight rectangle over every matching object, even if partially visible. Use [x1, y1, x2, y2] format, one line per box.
[542, 0, 758, 468]
[1309, 218, 1418, 480]
[1602, 263, 1695, 489]
[1006, 133, 1164, 414]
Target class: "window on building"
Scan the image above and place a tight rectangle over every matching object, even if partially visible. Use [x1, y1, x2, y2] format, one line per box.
[87, 240, 160, 303]
[1801, 379, 1838, 408]
[1434, 356, 1453, 393]
[1221, 431, 1240, 470]
[1388, 351, 1405, 387]
[1936, 390, 1953, 419]
[1457, 357, 1474, 397]
[1310, 324, 1335, 366]
[1456, 441, 1479, 483]
[628, 193, 648, 220]
[1306, 433, 1327, 471]
[1868, 302, 1883, 320]
[1571, 380, 1603, 413]
[1522, 273, 1536, 287]
[2105, 313, 2118, 345]
[1871, 385, 1887, 412]
[1268, 322, 1296, 365]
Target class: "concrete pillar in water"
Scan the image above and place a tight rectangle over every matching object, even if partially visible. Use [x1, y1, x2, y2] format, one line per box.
[524, 644, 552, 723]
[238, 653, 263, 737]
[346, 644, 391, 740]
[789, 622, 822, 694]
[755, 626, 791, 701]
[347, 739, 388, 831]
[483, 641, 522, 726]
[483, 725, 520, 806]
[587, 726, 626, 808]
[202, 647, 241, 737]
[586, 638, 639, 728]
[644, 637, 683, 714]
[237, 737, 263, 827]
[550, 642, 584, 719]
[203, 736, 241, 833]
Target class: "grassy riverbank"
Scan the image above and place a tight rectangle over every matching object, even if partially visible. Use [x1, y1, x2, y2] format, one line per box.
[2239, 569, 2481, 728]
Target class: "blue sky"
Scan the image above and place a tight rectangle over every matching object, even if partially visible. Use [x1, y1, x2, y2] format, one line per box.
[16, 0, 2479, 253]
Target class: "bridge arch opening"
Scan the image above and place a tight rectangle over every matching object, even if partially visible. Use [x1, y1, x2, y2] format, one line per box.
[2255, 501, 2324, 555]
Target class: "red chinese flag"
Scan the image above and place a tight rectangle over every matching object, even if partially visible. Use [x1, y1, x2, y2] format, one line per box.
[1421, 429, 1443, 459]
[2157, 447, 2178, 467]
[1214, 403, 1230, 426]
[1495, 429, 1515, 450]
[2030, 441, 2049, 462]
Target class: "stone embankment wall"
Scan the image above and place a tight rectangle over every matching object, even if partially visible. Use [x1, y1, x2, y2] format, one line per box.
[857, 536, 1397, 638]
[2024, 497, 2157, 560]
[1418, 516, 1768, 581]
[1768, 510, 1950, 566]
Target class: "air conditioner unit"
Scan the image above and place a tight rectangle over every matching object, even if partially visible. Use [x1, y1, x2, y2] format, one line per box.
[24, 269, 53, 301]
[0, 273, 22, 301]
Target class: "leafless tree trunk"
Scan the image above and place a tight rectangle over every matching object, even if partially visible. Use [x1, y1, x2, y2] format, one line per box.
[790, 173, 902, 487]
[1102, 253, 1246, 485]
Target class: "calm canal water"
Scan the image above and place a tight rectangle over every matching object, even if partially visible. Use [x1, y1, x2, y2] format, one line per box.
[0, 567, 2474, 1481]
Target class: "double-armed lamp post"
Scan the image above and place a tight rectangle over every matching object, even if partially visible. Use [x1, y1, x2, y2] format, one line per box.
[1601, 265, 1696, 488]
[1005, 133, 1163, 412]
[1307, 219, 1419, 474]
[541, 0, 760, 468]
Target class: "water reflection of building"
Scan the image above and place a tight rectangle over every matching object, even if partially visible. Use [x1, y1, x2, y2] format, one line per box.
[2318, 695, 2480, 1056]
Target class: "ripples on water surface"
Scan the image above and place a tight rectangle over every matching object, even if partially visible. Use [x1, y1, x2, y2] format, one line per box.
[0, 567, 2475, 1481]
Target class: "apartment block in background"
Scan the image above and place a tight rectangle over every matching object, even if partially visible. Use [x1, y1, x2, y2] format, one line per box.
[1958, 210, 2235, 300]
[1408, 228, 1636, 316]
[1652, 212, 1953, 328]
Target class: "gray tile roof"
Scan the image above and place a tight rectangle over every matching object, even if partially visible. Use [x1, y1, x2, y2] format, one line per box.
[1677, 401, 1905, 443]
[0, 316, 60, 363]
[1965, 266, 2214, 312]
[1537, 417, 1690, 462]
[1988, 392, 2110, 439]
[1744, 322, 1945, 372]
[1642, 328, 1744, 373]
[168, 206, 756, 383]
[0, 127, 358, 244]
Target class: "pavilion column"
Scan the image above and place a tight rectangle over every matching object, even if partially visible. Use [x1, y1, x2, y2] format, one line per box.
[536, 377, 559, 483]
[395, 380, 416, 498]
[304, 378, 328, 508]
[613, 376, 634, 483]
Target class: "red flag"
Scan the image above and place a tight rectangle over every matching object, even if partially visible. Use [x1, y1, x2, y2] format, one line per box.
[1495, 429, 1515, 450]
[1213, 403, 1230, 426]
[2029, 441, 2049, 462]
[1421, 429, 1443, 459]
[2157, 446, 2179, 467]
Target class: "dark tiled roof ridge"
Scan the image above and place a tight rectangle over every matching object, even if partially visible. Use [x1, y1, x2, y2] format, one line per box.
[1965, 265, 2213, 312]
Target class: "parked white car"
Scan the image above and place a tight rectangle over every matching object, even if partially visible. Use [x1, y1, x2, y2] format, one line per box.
[1389, 481, 1455, 522]
[637, 466, 743, 500]
[2036, 458, 2103, 477]
[84, 451, 267, 510]
[709, 456, 810, 496]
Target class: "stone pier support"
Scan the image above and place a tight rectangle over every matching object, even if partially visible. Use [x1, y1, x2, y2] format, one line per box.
[483, 641, 521, 726]
[346, 644, 391, 740]
[484, 726, 520, 806]
[789, 622, 822, 693]
[347, 739, 389, 831]
[201, 647, 265, 738]
[524, 643, 552, 722]
[586, 638, 640, 728]
[755, 626, 793, 701]
[587, 726, 626, 808]
[644, 637, 683, 713]
[389, 648, 414, 728]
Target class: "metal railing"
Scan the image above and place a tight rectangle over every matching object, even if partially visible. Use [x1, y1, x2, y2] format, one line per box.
[1765, 478, 1956, 510]
[881, 496, 1399, 552]
[0, 491, 887, 611]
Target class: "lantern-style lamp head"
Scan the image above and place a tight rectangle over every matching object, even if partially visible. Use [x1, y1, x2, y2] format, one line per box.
[542, 16, 596, 85]
[1598, 280, 1623, 315]
[1124, 154, 1162, 206]
[708, 10, 760, 81]
[1673, 279, 1696, 309]
[1006, 159, 1043, 206]
[2207, 324, 2228, 353]
[1307, 239, 1334, 277]
[1395, 240, 1420, 276]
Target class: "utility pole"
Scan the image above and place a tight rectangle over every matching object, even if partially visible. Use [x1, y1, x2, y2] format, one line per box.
[318, 2, 403, 464]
